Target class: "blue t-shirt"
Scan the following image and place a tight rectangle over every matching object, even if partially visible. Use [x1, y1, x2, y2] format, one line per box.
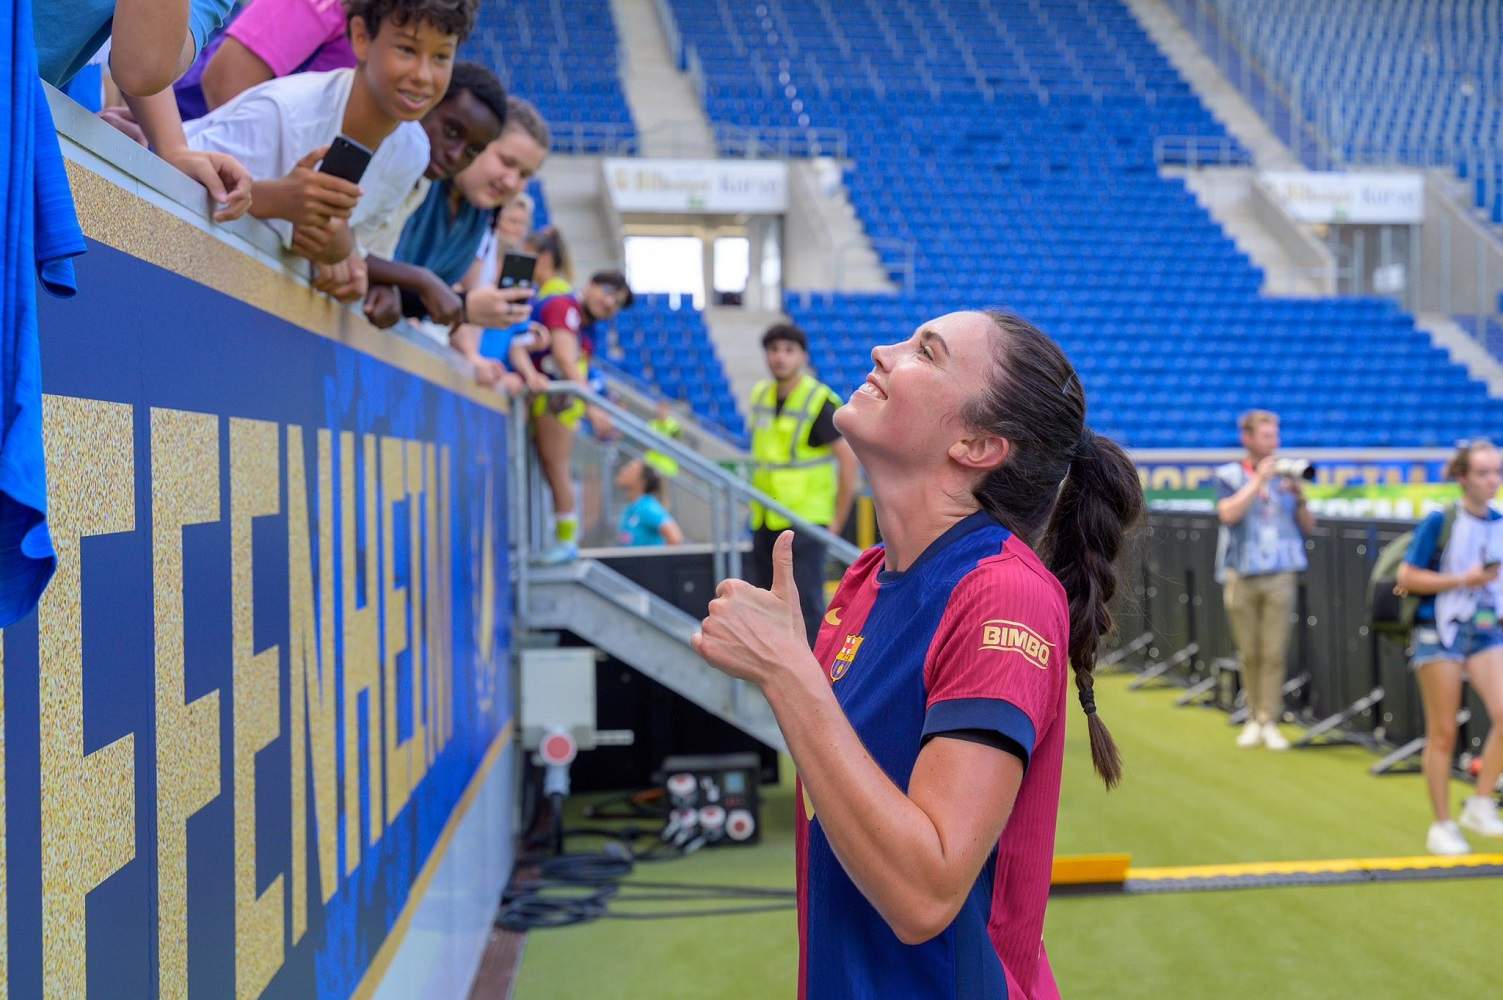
[393, 180, 492, 286]
[618, 495, 672, 546]
[477, 321, 530, 368]
[36, 0, 235, 89]
[1214, 461, 1308, 579]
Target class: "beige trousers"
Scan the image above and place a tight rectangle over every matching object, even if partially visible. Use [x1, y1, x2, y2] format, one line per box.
[1223, 571, 1297, 724]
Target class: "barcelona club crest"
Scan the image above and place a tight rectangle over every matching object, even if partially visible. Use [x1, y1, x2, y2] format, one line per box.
[831, 633, 864, 681]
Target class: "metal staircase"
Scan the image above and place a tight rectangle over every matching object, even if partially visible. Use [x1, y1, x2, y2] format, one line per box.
[509, 386, 862, 750]
[524, 559, 782, 748]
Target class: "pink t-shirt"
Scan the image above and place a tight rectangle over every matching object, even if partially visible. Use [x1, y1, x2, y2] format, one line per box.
[227, 0, 355, 77]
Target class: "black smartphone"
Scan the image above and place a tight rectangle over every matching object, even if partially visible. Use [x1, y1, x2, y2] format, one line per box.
[498, 251, 537, 290]
[318, 135, 373, 184]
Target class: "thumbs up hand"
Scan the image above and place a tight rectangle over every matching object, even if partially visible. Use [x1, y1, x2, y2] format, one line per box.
[693, 531, 810, 686]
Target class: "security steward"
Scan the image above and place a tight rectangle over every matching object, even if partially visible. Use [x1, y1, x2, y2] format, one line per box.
[747, 323, 859, 644]
[645, 398, 683, 479]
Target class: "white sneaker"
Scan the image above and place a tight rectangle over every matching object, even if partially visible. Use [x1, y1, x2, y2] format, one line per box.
[1261, 723, 1290, 751]
[1459, 796, 1503, 838]
[1427, 820, 1471, 856]
[535, 541, 578, 566]
[1236, 720, 1262, 748]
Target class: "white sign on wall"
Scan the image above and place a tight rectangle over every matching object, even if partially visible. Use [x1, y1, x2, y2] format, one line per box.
[1261, 171, 1424, 224]
[603, 158, 789, 214]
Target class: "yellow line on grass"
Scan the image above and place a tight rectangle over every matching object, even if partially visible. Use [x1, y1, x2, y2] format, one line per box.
[1128, 852, 1503, 881]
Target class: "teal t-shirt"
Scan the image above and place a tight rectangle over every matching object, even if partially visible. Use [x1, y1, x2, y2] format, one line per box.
[37, 0, 235, 89]
[618, 495, 672, 547]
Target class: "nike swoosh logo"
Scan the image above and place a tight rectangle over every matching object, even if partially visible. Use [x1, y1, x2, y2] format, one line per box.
[824, 607, 842, 626]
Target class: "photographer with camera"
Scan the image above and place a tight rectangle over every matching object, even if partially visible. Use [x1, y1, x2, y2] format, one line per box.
[1215, 410, 1315, 751]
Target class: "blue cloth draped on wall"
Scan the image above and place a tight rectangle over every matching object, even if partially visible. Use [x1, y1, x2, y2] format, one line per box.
[1, 0, 87, 627]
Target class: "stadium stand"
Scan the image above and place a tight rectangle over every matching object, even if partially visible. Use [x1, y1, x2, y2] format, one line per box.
[667, 0, 1503, 447]
[1200, 0, 1503, 218]
[604, 296, 748, 442]
[462, 0, 635, 152]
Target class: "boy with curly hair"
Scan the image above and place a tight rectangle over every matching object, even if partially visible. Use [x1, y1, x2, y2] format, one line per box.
[184, 0, 478, 299]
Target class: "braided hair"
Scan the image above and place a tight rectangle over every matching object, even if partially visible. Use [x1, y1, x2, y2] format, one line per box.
[959, 311, 1144, 788]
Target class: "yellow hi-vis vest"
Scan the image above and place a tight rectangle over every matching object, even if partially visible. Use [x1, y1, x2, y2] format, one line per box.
[749, 375, 840, 531]
[645, 416, 682, 477]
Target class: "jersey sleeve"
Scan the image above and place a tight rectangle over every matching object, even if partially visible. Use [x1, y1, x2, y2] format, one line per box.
[538, 296, 583, 334]
[1404, 510, 1445, 569]
[921, 563, 1066, 768]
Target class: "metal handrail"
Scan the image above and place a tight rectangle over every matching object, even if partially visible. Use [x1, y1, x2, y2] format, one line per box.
[510, 382, 863, 589]
[1152, 135, 1252, 169]
[652, 0, 684, 69]
[547, 121, 640, 156]
[714, 123, 850, 160]
[1171, 0, 1333, 168]
[546, 120, 851, 161]
[586, 355, 748, 457]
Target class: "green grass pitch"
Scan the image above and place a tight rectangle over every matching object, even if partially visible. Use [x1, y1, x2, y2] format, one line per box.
[515, 674, 1498, 998]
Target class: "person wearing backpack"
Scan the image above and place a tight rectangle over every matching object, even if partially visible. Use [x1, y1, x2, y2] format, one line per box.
[1215, 410, 1315, 751]
[1398, 440, 1503, 855]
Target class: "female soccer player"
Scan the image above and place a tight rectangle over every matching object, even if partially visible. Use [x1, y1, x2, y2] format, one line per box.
[1397, 439, 1503, 855]
[694, 310, 1142, 998]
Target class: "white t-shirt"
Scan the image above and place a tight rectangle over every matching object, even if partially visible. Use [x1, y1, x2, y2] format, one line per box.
[184, 68, 429, 251]
[1433, 507, 1503, 645]
[475, 226, 501, 284]
[363, 176, 430, 260]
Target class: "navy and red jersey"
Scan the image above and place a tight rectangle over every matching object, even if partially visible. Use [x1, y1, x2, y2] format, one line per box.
[797, 511, 1069, 1000]
[528, 280, 594, 377]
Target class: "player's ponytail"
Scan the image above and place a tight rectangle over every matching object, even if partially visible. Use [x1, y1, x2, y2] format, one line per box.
[963, 311, 1144, 788]
[525, 226, 574, 283]
[1041, 429, 1141, 788]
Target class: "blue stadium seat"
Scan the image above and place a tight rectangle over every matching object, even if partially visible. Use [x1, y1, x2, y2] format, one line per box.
[478, 0, 1501, 448]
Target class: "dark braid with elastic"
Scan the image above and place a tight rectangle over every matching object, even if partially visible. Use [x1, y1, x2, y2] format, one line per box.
[1044, 428, 1141, 787]
[962, 312, 1144, 788]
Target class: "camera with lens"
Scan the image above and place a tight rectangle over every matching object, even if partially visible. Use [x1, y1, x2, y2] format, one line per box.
[1273, 458, 1316, 481]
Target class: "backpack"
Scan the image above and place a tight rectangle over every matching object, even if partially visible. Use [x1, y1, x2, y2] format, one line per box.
[1369, 503, 1457, 641]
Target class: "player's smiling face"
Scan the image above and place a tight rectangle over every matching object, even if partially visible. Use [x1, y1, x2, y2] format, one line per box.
[836, 311, 999, 470]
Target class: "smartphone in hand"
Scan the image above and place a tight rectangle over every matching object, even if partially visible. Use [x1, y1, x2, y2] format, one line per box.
[498, 251, 537, 290]
[319, 136, 374, 184]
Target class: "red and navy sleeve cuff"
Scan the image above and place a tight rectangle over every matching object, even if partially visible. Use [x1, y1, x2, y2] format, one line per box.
[921, 698, 1037, 768]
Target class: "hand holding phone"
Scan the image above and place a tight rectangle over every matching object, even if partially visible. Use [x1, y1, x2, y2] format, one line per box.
[498, 250, 537, 290]
[319, 135, 374, 184]
[285, 145, 363, 228]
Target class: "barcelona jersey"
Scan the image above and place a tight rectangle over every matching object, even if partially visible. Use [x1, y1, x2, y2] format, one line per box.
[798, 511, 1068, 999]
[528, 278, 593, 377]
